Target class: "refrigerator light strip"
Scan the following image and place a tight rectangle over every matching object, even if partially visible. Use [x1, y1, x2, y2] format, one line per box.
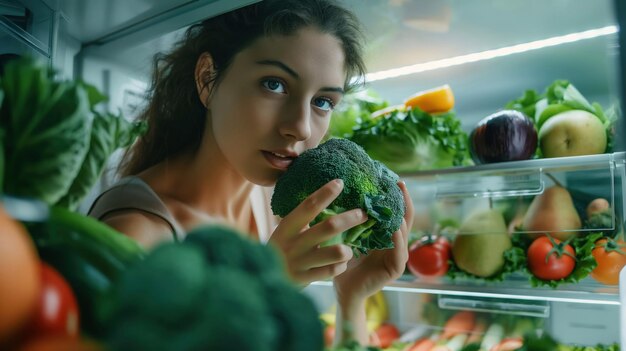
[363, 25, 618, 83]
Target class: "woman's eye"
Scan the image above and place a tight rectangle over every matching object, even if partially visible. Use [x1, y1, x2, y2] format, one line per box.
[261, 79, 286, 94]
[312, 97, 335, 112]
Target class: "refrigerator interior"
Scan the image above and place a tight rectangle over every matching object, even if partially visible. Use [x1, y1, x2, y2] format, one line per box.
[2, 0, 625, 348]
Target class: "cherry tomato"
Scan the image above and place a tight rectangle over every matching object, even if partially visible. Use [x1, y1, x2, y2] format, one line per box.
[527, 236, 576, 281]
[26, 263, 79, 339]
[591, 238, 626, 285]
[407, 235, 451, 277]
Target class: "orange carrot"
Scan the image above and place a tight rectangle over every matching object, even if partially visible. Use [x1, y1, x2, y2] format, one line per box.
[440, 311, 476, 340]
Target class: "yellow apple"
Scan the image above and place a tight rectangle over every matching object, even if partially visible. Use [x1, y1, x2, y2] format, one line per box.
[538, 110, 607, 158]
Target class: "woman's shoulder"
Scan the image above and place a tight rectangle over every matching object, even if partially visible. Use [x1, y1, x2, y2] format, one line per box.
[88, 176, 185, 242]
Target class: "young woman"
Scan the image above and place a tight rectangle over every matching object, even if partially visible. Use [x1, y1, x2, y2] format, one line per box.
[89, 0, 413, 345]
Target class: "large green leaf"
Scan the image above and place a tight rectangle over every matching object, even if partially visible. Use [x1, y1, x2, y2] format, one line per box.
[1, 58, 93, 204]
[57, 108, 146, 209]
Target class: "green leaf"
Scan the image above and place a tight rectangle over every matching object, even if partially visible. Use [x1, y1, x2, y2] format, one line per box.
[504, 89, 540, 119]
[1, 58, 93, 204]
[57, 109, 146, 209]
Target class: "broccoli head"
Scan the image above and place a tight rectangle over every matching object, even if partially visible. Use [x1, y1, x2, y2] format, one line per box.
[103, 225, 324, 351]
[271, 138, 405, 254]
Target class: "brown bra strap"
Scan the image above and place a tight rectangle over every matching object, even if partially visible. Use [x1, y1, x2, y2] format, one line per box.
[87, 177, 184, 240]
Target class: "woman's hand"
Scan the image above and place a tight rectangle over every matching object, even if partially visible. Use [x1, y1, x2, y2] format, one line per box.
[268, 179, 369, 286]
[332, 181, 414, 345]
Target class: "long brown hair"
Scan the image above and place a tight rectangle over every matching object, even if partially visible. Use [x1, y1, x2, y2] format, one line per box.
[120, 0, 366, 176]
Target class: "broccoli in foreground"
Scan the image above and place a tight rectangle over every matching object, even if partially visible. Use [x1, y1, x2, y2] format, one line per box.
[103, 225, 323, 351]
[271, 138, 405, 254]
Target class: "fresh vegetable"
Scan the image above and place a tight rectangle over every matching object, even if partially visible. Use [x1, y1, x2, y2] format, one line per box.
[349, 106, 471, 173]
[404, 84, 455, 114]
[271, 138, 405, 254]
[56, 84, 146, 210]
[432, 333, 467, 351]
[0, 206, 40, 345]
[590, 237, 626, 285]
[469, 110, 537, 164]
[0, 58, 92, 204]
[26, 207, 145, 336]
[0, 57, 144, 208]
[480, 323, 504, 351]
[327, 90, 389, 139]
[440, 311, 475, 340]
[370, 323, 400, 349]
[406, 338, 436, 351]
[527, 236, 576, 281]
[407, 235, 451, 277]
[104, 225, 323, 351]
[490, 337, 523, 351]
[26, 263, 79, 339]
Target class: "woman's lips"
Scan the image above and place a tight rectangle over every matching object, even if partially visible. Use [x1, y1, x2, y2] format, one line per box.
[262, 151, 294, 170]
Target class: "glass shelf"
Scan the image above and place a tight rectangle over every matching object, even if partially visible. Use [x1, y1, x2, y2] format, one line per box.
[398, 152, 626, 179]
[311, 274, 620, 306]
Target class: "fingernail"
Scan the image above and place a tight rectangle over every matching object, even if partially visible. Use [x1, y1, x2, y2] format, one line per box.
[335, 179, 344, 186]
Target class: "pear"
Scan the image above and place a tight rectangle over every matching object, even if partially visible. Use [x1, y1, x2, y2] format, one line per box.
[452, 209, 512, 277]
[522, 186, 581, 240]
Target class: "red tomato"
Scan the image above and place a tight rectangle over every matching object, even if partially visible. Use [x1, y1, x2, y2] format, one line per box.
[591, 238, 626, 285]
[527, 236, 576, 280]
[370, 323, 400, 348]
[26, 263, 79, 339]
[407, 235, 451, 277]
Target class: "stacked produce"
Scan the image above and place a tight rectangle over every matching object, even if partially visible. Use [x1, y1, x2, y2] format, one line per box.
[328, 85, 472, 172]
[0, 57, 147, 348]
[323, 308, 620, 351]
[504, 80, 616, 160]
[406, 185, 625, 289]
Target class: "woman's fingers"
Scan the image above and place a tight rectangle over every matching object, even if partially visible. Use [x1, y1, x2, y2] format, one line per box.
[289, 208, 367, 256]
[292, 261, 350, 284]
[398, 181, 414, 232]
[274, 179, 344, 239]
[292, 244, 353, 271]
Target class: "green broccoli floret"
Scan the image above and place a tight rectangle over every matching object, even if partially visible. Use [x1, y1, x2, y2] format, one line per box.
[103, 225, 324, 351]
[271, 138, 405, 254]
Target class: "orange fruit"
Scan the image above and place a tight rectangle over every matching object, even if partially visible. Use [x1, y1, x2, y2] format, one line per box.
[404, 84, 455, 113]
[0, 205, 41, 344]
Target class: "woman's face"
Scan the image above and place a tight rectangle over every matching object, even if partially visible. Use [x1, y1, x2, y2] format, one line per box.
[206, 27, 347, 186]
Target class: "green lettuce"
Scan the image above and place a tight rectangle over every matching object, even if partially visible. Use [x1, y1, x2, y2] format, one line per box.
[349, 107, 472, 172]
[57, 84, 147, 210]
[1, 58, 93, 204]
[326, 89, 388, 140]
[0, 57, 145, 208]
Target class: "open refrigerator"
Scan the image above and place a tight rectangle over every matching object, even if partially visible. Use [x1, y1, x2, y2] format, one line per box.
[2, 0, 626, 349]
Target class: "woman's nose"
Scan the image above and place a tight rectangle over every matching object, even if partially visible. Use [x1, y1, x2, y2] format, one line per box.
[279, 101, 312, 141]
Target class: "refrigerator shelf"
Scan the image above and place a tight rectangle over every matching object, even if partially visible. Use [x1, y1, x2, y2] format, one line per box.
[398, 152, 626, 179]
[311, 275, 620, 306]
